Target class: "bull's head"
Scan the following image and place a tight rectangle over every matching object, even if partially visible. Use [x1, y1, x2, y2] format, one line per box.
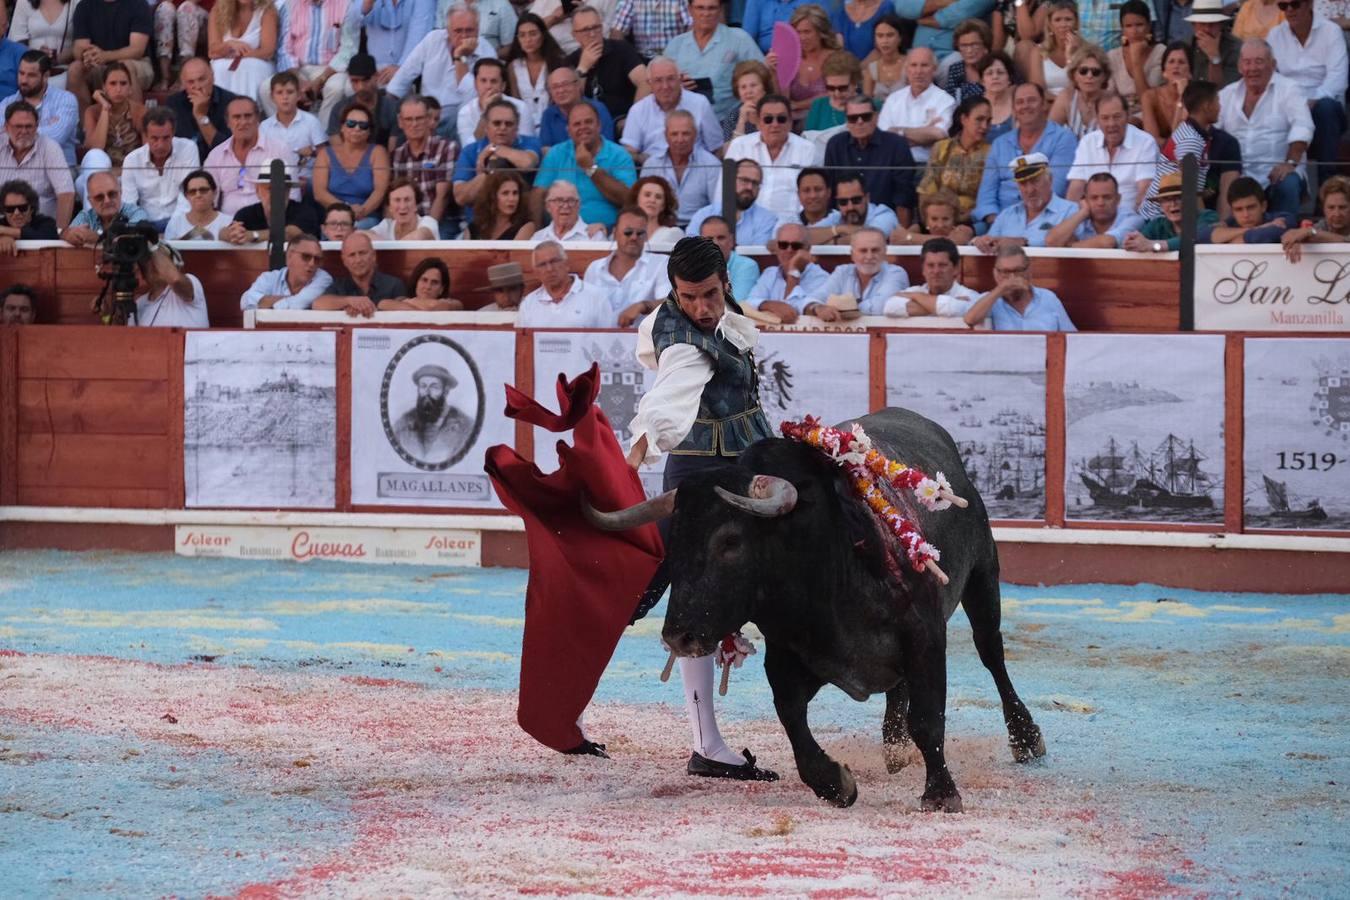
[584, 472, 798, 658]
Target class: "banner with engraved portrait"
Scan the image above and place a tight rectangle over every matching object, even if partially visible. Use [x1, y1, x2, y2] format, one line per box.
[350, 329, 516, 508]
[1065, 334, 1226, 524]
[1244, 338, 1350, 530]
[885, 334, 1047, 521]
[1194, 246, 1350, 331]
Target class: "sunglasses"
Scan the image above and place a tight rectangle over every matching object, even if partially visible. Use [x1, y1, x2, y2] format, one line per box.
[776, 240, 805, 250]
[1077, 66, 1104, 77]
[846, 111, 874, 123]
[825, 82, 853, 93]
[90, 191, 119, 202]
[1276, 0, 1303, 8]
[836, 195, 867, 207]
[759, 113, 789, 124]
[185, 186, 213, 196]
[620, 228, 646, 237]
[293, 251, 324, 264]
[2, 202, 30, 214]
[344, 119, 372, 130]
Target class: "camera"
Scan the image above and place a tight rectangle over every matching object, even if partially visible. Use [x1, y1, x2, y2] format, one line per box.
[94, 217, 163, 325]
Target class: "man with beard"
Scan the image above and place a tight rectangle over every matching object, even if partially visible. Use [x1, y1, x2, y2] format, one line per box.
[394, 364, 474, 465]
[0, 102, 74, 228]
[810, 173, 900, 247]
[810, 227, 910, 316]
[685, 158, 777, 246]
[0, 51, 79, 165]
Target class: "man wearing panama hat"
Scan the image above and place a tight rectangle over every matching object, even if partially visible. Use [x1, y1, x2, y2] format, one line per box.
[1122, 171, 1220, 252]
[221, 158, 321, 245]
[1181, 0, 1241, 87]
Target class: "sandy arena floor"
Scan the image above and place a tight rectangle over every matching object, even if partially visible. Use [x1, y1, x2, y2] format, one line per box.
[0, 550, 1346, 897]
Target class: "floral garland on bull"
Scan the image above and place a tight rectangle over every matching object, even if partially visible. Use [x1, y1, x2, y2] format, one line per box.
[780, 416, 967, 585]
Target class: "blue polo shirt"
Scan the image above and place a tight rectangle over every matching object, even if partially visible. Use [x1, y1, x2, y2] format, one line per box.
[452, 135, 544, 184]
[988, 287, 1077, 332]
[533, 138, 636, 228]
[1074, 207, 1145, 247]
[974, 123, 1080, 222]
[687, 201, 778, 245]
[665, 24, 766, 119]
[728, 251, 761, 302]
[989, 194, 1079, 247]
[537, 100, 614, 148]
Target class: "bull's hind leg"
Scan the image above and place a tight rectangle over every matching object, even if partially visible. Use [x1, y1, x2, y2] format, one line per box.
[961, 567, 1046, 763]
[764, 643, 857, 808]
[882, 680, 915, 774]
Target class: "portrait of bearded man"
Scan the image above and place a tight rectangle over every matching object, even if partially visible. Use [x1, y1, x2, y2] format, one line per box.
[392, 364, 474, 464]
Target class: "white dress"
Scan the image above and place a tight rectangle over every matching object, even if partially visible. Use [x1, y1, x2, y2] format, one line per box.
[9, 0, 83, 90]
[510, 58, 550, 124]
[211, 8, 277, 111]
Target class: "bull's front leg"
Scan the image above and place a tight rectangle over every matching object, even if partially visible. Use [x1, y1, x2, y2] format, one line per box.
[901, 615, 962, 813]
[764, 642, 858, 808]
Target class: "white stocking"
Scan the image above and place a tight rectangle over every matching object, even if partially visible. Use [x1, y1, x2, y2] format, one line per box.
[679, 654, 742, 765]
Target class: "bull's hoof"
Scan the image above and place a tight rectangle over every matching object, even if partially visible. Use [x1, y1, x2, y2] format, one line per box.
[1010, 728, 1047, 763]
[882, 739, 915, 774]
[920, 788, 964, 813]
[803, 760, 857, 808]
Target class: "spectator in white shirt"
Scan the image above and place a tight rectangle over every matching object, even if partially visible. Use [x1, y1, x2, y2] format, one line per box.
[518, 239, 615, 327]
[887, 237, 983, 322]
[133, 243, 210, 328]
[811, 227, 911, 317]
[638, 111, 720, 226]
[1218, 39, 1315, 216]
[259, 72, 328, 180]
[122, 106, 201, 231]
[1265, 0, 1348, 184]
[620, 57, 721, 164]
[1065, 92, 1158, 211]
[456, 57, 537, 147]
[720, 94, 823, 220]
[537, 180, 606, 241]
[239, 234, 334, 309]
[878, 48, 957, 164]
[387, 3, 498, 132]
[583, 206, 671, 326]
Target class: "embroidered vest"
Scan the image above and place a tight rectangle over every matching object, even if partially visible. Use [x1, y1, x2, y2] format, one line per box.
[651, 295, 774, 457]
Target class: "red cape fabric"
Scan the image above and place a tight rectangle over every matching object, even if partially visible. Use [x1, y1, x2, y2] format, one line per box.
[484, 364, 664, 752]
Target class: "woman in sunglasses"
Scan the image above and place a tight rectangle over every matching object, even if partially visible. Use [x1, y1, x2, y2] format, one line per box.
[1050, 45, 1113, 137]
[0, 179, 58, 256]
[312, 102, 390, 230]
[166, 170, 234, 240]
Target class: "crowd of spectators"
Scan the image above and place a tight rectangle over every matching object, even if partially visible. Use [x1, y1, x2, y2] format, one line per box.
[2, 0, 1349, 332]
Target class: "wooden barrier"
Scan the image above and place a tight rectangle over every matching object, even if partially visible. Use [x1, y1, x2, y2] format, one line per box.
[15, 243, 1183, 332]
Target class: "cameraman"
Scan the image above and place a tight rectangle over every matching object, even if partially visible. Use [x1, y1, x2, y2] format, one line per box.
[130, 244, 209, 328]
[63, 172, 150, 248]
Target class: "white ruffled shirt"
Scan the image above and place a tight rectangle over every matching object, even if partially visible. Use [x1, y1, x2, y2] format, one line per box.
[628, 306, 759, 466]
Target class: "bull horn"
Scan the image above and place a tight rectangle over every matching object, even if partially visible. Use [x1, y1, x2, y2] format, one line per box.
[581, 490, 676, 530]
[713, 475, 798, 518]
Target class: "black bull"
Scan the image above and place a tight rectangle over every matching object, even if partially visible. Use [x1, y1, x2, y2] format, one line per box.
[587, 408, 1046, 811]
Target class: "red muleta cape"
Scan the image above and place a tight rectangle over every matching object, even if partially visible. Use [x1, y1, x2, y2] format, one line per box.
[484, 364, 664, 753]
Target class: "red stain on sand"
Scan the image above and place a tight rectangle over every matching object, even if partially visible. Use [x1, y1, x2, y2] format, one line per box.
[341, 675, 421, 689]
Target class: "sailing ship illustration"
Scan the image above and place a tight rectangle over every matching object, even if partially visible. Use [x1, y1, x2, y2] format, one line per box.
[962, 414, 1045, 501]
[1262, 474, 1328, 520]
[1078, 434, 1216, 509]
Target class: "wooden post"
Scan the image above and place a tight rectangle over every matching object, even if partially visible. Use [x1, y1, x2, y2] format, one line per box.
[1045, 333, 1067, 527]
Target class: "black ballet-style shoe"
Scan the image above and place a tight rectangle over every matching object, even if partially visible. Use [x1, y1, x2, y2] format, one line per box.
[563, 740, 609, 758]
[687, 748, 779, 781]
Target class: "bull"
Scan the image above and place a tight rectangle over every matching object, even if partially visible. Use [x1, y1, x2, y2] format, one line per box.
[586, 408, 1046, 811]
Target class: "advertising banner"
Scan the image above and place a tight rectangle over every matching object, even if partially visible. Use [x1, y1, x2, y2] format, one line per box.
[886, 334, 1047, 520]
[1194, 247, 1350, 331]
[351, 329, 516, 508]
[1065, 334, 1226, 524]
[174, 525, 482, 566]
[184, 331, 336, 509]
[1243, 338, 1350, 530]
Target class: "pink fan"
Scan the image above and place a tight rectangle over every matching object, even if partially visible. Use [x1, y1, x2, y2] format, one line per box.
[771, 21, 801, 90]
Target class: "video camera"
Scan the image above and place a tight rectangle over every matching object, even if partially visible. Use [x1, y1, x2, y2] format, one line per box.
[94, 217, 163, 325]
